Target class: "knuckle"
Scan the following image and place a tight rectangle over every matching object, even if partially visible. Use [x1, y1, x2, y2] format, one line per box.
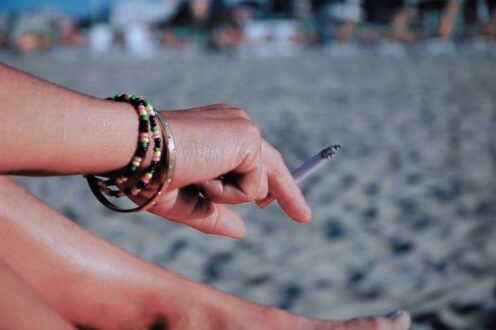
[366, 318, 386, 330]
[205, 103, 230, 111]
[215, 102, 230, 108]
[237, 120, 262, 152]
[259, 191, 269, 202]
[272, 149, 284, 163]
[236, 184, 257, 202]
[230, 107, 250, 119]
[243, 119, 261, 138]
[199, 213, 221, 234]
[265, 143, 284, 163]
[246, 187, 260, 201]
[259, 184, 269, 199]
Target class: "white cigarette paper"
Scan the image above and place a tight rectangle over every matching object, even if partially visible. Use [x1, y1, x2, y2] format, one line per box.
[258, 144, 341, 208]
[292, 144, 341, 183]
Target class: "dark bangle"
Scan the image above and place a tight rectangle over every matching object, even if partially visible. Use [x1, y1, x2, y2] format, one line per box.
[86, 94, 174, 213]
[108, 111, 177, 212]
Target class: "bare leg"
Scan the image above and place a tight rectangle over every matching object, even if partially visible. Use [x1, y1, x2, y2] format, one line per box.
[0, 177, 410, 330]
[0, 259, 73, 330]
[438, 0, 462, 39]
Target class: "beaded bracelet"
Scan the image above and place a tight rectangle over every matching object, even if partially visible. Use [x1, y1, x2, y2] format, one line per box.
[121, 111, 177, 211]
[86, 95, 176, 213]
[112, 103, 161, 197]
[89, 94, 162, 198]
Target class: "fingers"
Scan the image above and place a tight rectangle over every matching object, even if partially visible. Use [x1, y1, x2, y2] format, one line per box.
[348, 311, 411, 330]
[258, 141, 311, 223]
[162, 104, 311, 225]
[149, 186, 246, 239]
[200, 140, 311, 223]
[199, 164, 268, 204]
[196, 120, 267, 204]
[324, 310, 411, 330]
[190, 204, 246, 239]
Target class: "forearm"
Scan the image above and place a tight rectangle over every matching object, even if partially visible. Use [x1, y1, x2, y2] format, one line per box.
[0, 62, 137, 175]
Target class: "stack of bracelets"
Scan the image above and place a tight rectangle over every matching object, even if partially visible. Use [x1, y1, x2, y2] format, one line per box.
[86, 94, 176, 213]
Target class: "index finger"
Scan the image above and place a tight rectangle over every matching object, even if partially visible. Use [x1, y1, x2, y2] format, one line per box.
[258, 141, 311, 223]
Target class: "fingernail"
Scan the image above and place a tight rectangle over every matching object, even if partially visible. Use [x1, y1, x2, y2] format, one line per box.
[384, 310, 403, 320]
[227, 221, 246, 239]
[303, 203, 312, 219]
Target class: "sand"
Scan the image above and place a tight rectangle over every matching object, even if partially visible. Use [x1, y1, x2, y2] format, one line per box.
[4, 49, 496, 329]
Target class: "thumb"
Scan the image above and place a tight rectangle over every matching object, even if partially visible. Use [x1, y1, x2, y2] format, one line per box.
[332, 310, 411, 330]
[187, 204, 246, 239]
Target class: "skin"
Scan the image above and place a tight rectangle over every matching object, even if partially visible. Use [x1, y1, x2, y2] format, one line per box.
[391, 10, 417, 42]
[388, 1, 461, 42]
[438, 0, 462, 39]
[0, 63, 309, 239]
[0, 177, 410, 330]
[0, 62, 411, 329]
[0, 259, 73, 330]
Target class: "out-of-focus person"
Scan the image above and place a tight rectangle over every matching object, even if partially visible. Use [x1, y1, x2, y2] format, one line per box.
[463, 0, 496, 37]
[361, 0, 462, 41]
[0, 14, 10, 49]
[413, 0, 463, 39]
[312, 0, 363, 44]
[159, 0, 230, 48]
[209, 2, 256, 50]
[11, 10, 57, 53]
[57, 16, 86, 47]
[361, 0, 411, 41]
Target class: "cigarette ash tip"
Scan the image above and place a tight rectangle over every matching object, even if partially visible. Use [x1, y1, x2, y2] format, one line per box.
[320, 144, 342, 159]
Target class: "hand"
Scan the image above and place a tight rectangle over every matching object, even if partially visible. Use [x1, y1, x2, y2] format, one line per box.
[141, 104, 312, 238]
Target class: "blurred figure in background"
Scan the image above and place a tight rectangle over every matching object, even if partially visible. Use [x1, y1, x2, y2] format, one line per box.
[1, 0, 494, 53]
[414, 0, 463, 39]
[209, 1, 257, 50]
[11, 10, 56, 52]
[271, 0, 295, 17]
[312, 0, 363, 44]
[361, 0, 411, 41]
[0, 14, 10, 49]
[234, 1, 305, 56]
[361, 0, 462, 41]
[111, 0, 181, 55]
[160, 0, 230, 47]
[57, 16, 86, 47]
[463, 0, 496, 37]
[9, 9, 86, 53]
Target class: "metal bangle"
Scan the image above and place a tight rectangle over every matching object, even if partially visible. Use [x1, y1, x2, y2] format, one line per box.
[140, 111, 176, 211]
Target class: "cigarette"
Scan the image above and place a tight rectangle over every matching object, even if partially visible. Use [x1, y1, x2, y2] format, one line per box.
[258, 144, 341, 208]
[292, 144, 341, 183]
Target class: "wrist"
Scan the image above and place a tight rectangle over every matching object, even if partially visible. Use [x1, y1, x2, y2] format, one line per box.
[86, 98, 139, 175]
[88, 99, 177, 214]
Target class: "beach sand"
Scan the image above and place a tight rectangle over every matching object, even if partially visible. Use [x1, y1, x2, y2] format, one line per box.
[5, 50, 496, 329]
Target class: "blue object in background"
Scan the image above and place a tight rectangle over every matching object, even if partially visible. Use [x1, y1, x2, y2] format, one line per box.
[0, 0, 113, 17]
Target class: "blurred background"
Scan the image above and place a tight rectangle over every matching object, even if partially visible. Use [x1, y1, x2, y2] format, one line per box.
[0, 0, 496, 55]
[2, 1, 496, 329]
